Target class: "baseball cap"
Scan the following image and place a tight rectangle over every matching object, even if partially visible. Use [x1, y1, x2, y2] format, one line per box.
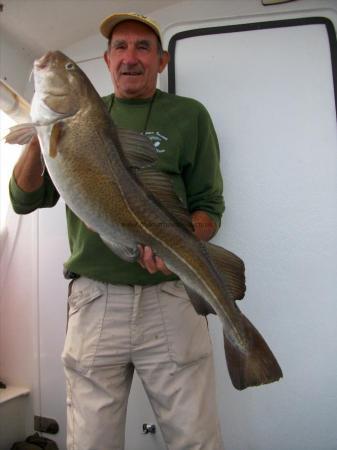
[100, 12, 163, 45]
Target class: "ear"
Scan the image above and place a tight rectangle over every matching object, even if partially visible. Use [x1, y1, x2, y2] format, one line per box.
[158, 51, 170, 73]
[104, 50, 110, 68]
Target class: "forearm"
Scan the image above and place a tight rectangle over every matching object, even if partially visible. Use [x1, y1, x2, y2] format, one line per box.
[10, 136, 60, 214]
[13, 136, 44, 192]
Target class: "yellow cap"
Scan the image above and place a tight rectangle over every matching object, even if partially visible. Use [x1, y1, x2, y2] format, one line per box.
[100, 12, 162, 45]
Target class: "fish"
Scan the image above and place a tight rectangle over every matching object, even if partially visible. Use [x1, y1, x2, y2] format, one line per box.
[6, 51, 282, 390]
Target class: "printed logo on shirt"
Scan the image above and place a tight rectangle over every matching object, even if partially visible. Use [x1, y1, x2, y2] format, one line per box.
[143, 131, 168, 153]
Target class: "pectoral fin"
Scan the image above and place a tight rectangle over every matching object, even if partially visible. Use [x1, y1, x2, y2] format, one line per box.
[4, 123, 37, 145]
[49, 122, 63, 158]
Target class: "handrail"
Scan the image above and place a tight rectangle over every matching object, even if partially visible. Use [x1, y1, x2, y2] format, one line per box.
[0, 79, 30, 123]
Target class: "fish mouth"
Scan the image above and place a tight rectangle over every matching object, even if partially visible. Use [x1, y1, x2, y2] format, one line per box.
[34, 51, 54, 70]
[44, 91, 69, 98]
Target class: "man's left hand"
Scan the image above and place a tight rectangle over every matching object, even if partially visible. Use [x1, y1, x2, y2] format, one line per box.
[137, 211, 216, 275]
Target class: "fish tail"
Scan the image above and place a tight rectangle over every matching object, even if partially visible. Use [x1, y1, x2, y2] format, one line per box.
[224, 313, 283, 390]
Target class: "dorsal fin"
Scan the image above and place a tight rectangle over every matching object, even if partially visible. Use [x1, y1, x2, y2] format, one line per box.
[136, 166, 194, 233]
[117, 127, 194, 233]
[117, 127, 157, 168]
[205, 242, 246, 300]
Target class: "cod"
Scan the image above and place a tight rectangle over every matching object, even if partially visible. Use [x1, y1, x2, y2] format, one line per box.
[6, 51, 282, 390]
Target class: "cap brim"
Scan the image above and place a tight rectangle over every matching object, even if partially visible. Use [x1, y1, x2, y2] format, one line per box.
[100, 13, 162, 45]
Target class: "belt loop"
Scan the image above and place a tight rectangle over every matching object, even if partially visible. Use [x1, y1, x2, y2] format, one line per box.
[134, 285, 142, 297]
[131, 285, 142, 322]
[66, 279, 76, 333]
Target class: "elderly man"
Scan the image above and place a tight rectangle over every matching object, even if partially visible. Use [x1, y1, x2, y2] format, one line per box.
[10, 12, 225, 450]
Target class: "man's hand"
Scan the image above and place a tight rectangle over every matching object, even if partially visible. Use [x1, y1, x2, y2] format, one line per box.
[137, 211, 217, 275]
[191, 210, 217, 241]
[137, 245, 172, 275]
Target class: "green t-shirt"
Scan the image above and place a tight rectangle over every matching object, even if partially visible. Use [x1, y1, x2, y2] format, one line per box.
[9, 89, 224, 285]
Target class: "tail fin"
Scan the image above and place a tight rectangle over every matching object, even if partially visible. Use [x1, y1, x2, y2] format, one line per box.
[224, 312, 283, 390]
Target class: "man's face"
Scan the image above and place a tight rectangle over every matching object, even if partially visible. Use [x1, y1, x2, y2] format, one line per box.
[104, 21, 169, 99]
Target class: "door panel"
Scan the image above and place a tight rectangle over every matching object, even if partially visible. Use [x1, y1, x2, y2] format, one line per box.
[168, 19, 337, 450]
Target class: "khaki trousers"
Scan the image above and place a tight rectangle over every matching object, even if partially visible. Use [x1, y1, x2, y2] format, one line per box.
[62, 277, 225, 450]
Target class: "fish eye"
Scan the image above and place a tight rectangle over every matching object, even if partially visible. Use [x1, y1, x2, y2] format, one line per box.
[65, 62, 75, 70]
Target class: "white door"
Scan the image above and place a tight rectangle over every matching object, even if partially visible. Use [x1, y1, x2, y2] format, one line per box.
[167, 16, 337, 450]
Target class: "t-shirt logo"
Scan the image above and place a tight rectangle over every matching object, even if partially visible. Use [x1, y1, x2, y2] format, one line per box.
[143, 131, 168, 153]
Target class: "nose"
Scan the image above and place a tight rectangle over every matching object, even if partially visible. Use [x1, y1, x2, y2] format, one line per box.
[34, 51, 53, 69]
[122, 47, 138, 65]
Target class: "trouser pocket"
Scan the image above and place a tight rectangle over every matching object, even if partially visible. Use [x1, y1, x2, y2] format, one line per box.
[158, 281, 212, 366]
[62, 278, 106, 373]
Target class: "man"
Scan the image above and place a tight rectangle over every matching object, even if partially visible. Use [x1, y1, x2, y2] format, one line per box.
[10, 12, 225, 450]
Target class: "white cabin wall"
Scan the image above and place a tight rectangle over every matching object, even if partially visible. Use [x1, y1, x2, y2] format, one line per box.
[0, 31, 35, 101]
[0, 210, 39, 442]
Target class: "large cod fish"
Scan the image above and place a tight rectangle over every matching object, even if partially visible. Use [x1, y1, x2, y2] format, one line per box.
[7, 51, 282, 390]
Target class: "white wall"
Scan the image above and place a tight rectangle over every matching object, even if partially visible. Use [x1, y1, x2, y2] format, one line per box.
[0, 210, 39, 445]
[1, 1, 337, 449]
[0, 30, 35, 101]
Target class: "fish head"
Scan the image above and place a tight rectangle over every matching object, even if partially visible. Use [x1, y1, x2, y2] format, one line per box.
[31, 51, 88, 123]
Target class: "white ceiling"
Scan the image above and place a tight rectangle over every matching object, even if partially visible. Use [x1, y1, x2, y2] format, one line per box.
[0, 0, 182, 58]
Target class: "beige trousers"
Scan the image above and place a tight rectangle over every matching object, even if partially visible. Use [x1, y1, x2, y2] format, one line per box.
[62, 277, 225, 450]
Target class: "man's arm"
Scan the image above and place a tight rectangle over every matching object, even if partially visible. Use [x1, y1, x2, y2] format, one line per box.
[9, 136, 60, 214]
[13, 136, 44, 192]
